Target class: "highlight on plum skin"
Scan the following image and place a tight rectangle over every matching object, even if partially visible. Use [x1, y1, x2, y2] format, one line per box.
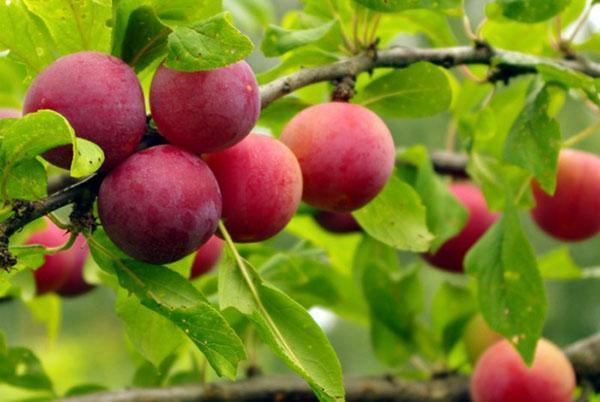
[314, 211, 361, 233]
[25, 219, 90, 296]
[423, 182, 499, 273]
[471, 338, 576, 402]
[280, 102, 395, 212]
[531, 149, 600, 242]
[23, 51, 147, 171]
[98, 144, 222, 265]
[150, 60, 260, 155]
[204, 133, 303, 243]
[0, 108, 21, 119]
[190, 236, 224, 279]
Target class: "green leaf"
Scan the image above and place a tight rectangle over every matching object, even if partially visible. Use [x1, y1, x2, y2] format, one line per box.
[538, 247, 582, 280]
[0, 1, 58, 75]
[353, 174, 434, 252]
[88, 230, 246, 379]
[116, 291, 185, 367]
[352, 0, 461, 12]
[0, 344, 53, 391]
[431, 282, 476, 352]
[493, 0, 571, 23]
[26, 294, 61, 343]
[224, 0, 275, 32]
[0, 110, 104, 201]
[503, 84, 561, 194]
[166, 12, 254, 71]
[537, 63, 600, 105]
[23, 0, 112, 53]
[219, 240, 344, 402]
[261, 21, 336, 57]
[397, 146, 468, 252]
[64, 384, 108, 397]
[132, 354, 177, 387]
[354, 62, 452, 118]
[5, 159, 47, 201]
[465, 208, 547, 365]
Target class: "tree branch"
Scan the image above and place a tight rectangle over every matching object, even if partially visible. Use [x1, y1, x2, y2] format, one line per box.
[56, 332, 600, 402]
[2, 43, 599, 264]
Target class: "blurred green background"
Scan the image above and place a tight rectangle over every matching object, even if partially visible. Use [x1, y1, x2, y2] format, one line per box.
[1, 0, 600, 399]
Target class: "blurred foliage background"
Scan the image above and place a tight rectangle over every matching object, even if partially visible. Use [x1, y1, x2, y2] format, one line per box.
[1, 0, 600, 399]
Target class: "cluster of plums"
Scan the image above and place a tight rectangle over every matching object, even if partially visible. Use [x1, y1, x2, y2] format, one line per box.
[464, 315, 575, 402]
[423, 148, 600, 273]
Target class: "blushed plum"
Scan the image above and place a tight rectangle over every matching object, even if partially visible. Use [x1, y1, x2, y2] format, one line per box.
[463, 314, 502, 364]
[0, 108, 21, 119]
[314, 211, 361, 233]
[23, 51, 146, 170]
[471, 339, 575, 402]
[424, 183, 498, 273]
[150, 61, 259, 154]
[531, 149, 600, 241]
[98, 145, 222, 264]
[57, 255, 94, 297]
[280, 102, 395, 212]
[204, 134, 302, 242]
[190, 236, 224, 279]
[26, 220, 89, 295]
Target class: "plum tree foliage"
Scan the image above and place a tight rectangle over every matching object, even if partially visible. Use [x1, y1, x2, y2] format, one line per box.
[0, 0, 599, 401]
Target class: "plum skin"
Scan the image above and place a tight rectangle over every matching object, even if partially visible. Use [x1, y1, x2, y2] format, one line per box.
[150, 61, 260, 154]
[463, 314, 502, 364]
[26, 220, 90, 296]
[471, 339, 575, 402]
[424, 182, 498, 273]
[314, 211, 361, 233]
[190, 236, 224, 279]
[280, 102, 395, 212]
[23, 51, 146, 170]
[531, 149, 600, 241]
[98, 144, 222, 264]
[204, 134, 302, 242]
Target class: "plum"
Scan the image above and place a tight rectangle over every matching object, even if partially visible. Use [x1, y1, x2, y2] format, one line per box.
[150, 61, 260, 154]
[190, 236, 224, 279]
[204, 133, 302, 242]
[314, 211, 361, 233]
[23, 51, 146, 170]
[98, 144, 222, 264]
[280, 102, 395, 212]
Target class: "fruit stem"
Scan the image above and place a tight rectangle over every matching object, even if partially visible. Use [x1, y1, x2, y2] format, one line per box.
[46, 213, 69, 230]
[45, 232, 77, 254]
[562, 120, 600, 147]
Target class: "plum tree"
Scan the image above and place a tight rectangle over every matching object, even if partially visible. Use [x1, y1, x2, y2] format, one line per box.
[150, 61, 260, 154]
[531, 149, 600, 241]
[98, 144, 222, 264]
[204, 134, 302, 242]
[463, 314, 502, 364]
[0, 108, 21, 119]
[314, 211, 361, 233]
[471, 338, 575, 402]
[280, 102, 395, 212]
[23, 51, 146, 170]
[190, 236, 224, 279]
[424, 182, 498, 273]
[25, 220, 90, 295]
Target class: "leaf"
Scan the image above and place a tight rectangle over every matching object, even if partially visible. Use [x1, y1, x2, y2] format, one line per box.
[396, 146, 468, 252]
[166, 12, 254, 71]
[64, 384, 108, 397]
[536, 63, 600, 105]
[132, 354, 177, 387]
[5, 159, 47, 201]
[22, 0, 112, 53]
[352, 0, 461, 12]
[353, 174, 434, 252]
[26, 294, 61, 343]
[261, 21, 336, 57]
[219, 239, 345, 402]
[224, 0, 275, 32]
[465, 207, 547, 365]
[258, 97, 312, 136]
[493, 0, 571, 23]
[537, 247, 582, 280]
[504, 84, 561, 194]
[116, 291, 185, 367]
[0, 1, 58, 75]
[431, 282, 476, 352]
[354, 62, 452, 118]
[0, 340, 53, 391]
[71, 138, 105, 178]
[87, 230, 246, 379]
